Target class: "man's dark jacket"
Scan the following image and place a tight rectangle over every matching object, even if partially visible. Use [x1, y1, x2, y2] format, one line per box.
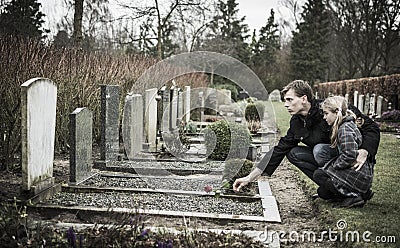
[257, 99, 381, 176]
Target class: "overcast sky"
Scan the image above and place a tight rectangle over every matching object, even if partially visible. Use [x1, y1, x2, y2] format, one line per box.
[38, 0, 297, 38]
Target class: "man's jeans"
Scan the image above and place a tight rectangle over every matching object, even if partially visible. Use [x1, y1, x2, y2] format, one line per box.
[286, 144, 338, 183]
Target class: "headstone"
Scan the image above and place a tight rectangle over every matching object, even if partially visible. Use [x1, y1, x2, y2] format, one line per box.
[369, 94, 376, 116]
[21, 78, 57, 192]
[100, 85, 120, 163]
[268, 89, 281, 102]
[70, 107, 93, 184]
[363, 93, 370, 115]
[358, 94, 364, 113]
[354, 91, 359, 109]
[170, 86, 178, 130]
[184, 86, 191, 124]
[198, 91, 204, 123]
[217, 89, 231, 105]
[123, 93, 143, 159]
[376, 96, 383, 117]
[177, 90, 184, 124]
[160, 86, 170, 132]
[205, 88, 218, 114]
[145, 88, 158, 148]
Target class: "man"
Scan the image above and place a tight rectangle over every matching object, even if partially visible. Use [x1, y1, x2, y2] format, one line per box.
[233, 80, 380, 203]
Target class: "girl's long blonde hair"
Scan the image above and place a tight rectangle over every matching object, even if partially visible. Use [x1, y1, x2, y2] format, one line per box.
[321, 96, 357, 148]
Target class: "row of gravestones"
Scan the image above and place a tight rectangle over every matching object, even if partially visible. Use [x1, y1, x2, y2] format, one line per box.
[20, 78, 234, 195]
[315, 91, 387, 117]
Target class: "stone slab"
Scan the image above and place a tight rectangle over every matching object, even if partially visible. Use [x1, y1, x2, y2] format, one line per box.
[100, 85, 120, 162]
[21, 78, 57, 191]
[70, 107, 93, 184]
[122, 93, 143, 159]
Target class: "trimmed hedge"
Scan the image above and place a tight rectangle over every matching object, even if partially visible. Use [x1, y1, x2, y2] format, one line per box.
[204, 120, 251, 160]
[244, 101, 265, 122]
[315, 74, 400, 110]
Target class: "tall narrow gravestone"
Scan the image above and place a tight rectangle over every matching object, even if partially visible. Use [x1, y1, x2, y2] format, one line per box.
[123, 93, 143, 159]
[177, 89, 184, 123]
[100, 85, 120, 164]
[70, 108, 93, 184]
[21, 78, 57, 193]
[364, 93, 370, 115]
[354, 91, 359, 109]
[184, 86, 191, 124]
[370, 94, 376, 116]
[376, 96, 383, 117]
[358, 94, 364, 113]
[170, 86, 178, 130]
[160, 86, 170, 132]
[145, 88, 158, 148]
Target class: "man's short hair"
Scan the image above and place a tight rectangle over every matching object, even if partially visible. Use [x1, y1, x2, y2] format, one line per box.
[282, 80, 314, 102]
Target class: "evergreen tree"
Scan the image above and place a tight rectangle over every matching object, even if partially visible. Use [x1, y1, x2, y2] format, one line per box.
[252, 9, 280, 67]
[250, 9, 281, 92]
[289, 0, 330, 83]
[203, 0, 250, 63]
[0, 0, 48, 39]
[161, 19, 179, 58]
[133, 17, 179, 58]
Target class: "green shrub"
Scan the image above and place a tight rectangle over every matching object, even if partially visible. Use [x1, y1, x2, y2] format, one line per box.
[204, 120, 251, 160]
[244, 101, 265, 122]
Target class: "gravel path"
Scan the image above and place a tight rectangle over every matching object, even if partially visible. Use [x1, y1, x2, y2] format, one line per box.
[47, 192, 264, 216]
[117, 160, 225, 171]
[83, 174, 222, 192]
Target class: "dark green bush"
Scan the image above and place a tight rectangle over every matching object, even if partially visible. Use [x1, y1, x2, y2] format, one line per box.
[204, 120, 251, 160]
[244, 101, 265, 122]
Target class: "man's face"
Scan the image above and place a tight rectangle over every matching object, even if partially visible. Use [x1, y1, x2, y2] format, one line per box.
[283, 89, 308, 115]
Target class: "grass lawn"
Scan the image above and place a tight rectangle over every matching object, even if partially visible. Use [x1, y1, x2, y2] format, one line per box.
[271, 101, 399, 247]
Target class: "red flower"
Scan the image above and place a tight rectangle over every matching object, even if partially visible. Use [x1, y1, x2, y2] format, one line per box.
[203, 185, 213, 193]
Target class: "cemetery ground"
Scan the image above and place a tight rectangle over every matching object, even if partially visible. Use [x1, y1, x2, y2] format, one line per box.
[0, 103, 398, 247]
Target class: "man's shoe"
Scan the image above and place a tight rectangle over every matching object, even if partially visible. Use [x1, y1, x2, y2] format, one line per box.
[335, 196, 365, 208]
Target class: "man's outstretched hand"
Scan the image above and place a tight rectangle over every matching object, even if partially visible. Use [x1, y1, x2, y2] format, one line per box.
[233, 177, 250, 192]
[233, 167, 263, 192]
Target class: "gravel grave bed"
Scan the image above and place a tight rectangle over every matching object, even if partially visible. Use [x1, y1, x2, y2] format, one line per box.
[117, 160, 225, 171]
[82, 174, 222, 192]
[46, 192, 264, 216]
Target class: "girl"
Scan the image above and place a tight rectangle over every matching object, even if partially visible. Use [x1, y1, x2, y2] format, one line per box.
[313, 96, 374, 208]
